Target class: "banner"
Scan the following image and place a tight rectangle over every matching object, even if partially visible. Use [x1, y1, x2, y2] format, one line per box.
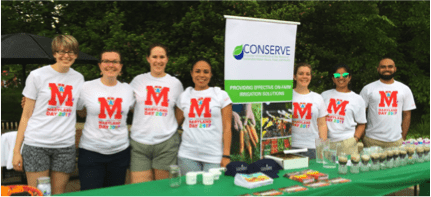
[225, 16, 299, 162]
[224, 16, 299, 103]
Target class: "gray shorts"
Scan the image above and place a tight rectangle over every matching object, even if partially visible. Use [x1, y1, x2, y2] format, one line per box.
[22, 144, 76, 173]
[130, 132, 180, 172]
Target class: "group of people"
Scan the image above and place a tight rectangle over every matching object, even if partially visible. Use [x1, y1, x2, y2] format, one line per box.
[12, 35, 232, 194]
[290, 60, 415, 159]
[11, 34, 416, 194]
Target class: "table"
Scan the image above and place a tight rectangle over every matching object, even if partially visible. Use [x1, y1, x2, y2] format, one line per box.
[59, 160, 430, 196]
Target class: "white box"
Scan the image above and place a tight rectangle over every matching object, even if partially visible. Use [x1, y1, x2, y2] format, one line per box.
[264, 149, 309, 170]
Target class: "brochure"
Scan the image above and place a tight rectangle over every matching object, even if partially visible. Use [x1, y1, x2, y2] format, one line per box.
[234, 172, 274, 189]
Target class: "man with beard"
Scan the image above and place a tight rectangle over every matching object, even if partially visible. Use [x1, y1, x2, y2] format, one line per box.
[359, 58, 416, 148]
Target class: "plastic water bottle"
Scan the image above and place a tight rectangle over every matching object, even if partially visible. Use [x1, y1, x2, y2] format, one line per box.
[169, 165, 181, 188]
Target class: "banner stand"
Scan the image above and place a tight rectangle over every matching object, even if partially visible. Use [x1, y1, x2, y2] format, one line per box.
[224, 15, 300, 163]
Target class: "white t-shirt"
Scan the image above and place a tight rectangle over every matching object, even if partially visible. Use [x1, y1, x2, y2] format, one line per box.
[176, 87, 232, 163]
[130, 73, 184, 145]
[321, 89, 367, 142]
[360, 80, 416, 142]
[77, 78, 135, 155]
[291, 90, 328, 149]
[22, 65, 84, 148]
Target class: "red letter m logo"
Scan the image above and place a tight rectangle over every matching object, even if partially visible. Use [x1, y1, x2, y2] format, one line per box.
[379, 91, 398, 107]
[48, 83, 73, 106]
[327, 99, 349, 116]
[145, 86, 169, 107]
[188, 98, 211, 118]
[293, 102, 312, 120]
[98, 97, 122, 119]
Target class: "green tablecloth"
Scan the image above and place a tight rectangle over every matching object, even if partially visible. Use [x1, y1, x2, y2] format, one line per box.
[59, 160, 430, 196]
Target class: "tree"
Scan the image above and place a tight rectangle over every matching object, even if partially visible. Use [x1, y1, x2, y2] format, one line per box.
[2, 1, 429, 123]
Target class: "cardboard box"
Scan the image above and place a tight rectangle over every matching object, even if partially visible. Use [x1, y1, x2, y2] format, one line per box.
[264, 149, 309, 170]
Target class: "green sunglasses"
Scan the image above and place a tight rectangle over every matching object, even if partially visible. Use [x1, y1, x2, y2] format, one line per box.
[333, 72, 349, 78]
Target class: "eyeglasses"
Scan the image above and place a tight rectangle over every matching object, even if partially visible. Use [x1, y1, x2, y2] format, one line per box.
[333, 72, 349, 78]
[100, 60, 121, 64]
[56, 51, 76, 56]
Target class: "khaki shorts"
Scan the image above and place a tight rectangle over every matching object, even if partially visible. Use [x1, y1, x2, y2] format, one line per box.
[363, 136, 403, 148]
[130, 132, 180, 172]
[330, 137, 358, 156]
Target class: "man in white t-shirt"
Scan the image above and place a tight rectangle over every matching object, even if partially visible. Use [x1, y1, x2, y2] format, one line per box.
[360, 58, 416, 148]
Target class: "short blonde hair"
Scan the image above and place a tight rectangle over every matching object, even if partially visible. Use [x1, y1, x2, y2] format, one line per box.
[51, 35, 79, 55]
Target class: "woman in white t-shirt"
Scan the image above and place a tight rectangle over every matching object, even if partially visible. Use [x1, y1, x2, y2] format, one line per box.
[176, 58, 232, 175]
[291, 63, 328, 159]
[12, 35, 84, 195]
[76, 50, 134, 190]
[321, 64, 366, 155]
[129, 44, 184, 183]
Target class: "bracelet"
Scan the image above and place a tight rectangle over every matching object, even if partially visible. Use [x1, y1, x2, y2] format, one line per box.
[222, 155, 231, 159]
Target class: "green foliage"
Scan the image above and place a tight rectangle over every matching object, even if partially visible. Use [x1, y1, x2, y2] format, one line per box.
[1, 87, 24, 121]
[406, 121, 430, 139]
[1, 1, 429, 125]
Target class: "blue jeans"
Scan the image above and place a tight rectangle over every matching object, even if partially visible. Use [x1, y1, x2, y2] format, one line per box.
[291, 147, 316, 160]
[78, 147, 130, 191]
[178, 157, 220, 176]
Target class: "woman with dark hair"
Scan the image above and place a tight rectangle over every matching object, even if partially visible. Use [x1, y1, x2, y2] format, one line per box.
[321, 64, 366, 155]
[291, 63, 328, 159]
[76, 50, 134, 190]
[12, 35, 84, 194]
[129, 44, 184, 183]
[175, 58, 232, 175]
